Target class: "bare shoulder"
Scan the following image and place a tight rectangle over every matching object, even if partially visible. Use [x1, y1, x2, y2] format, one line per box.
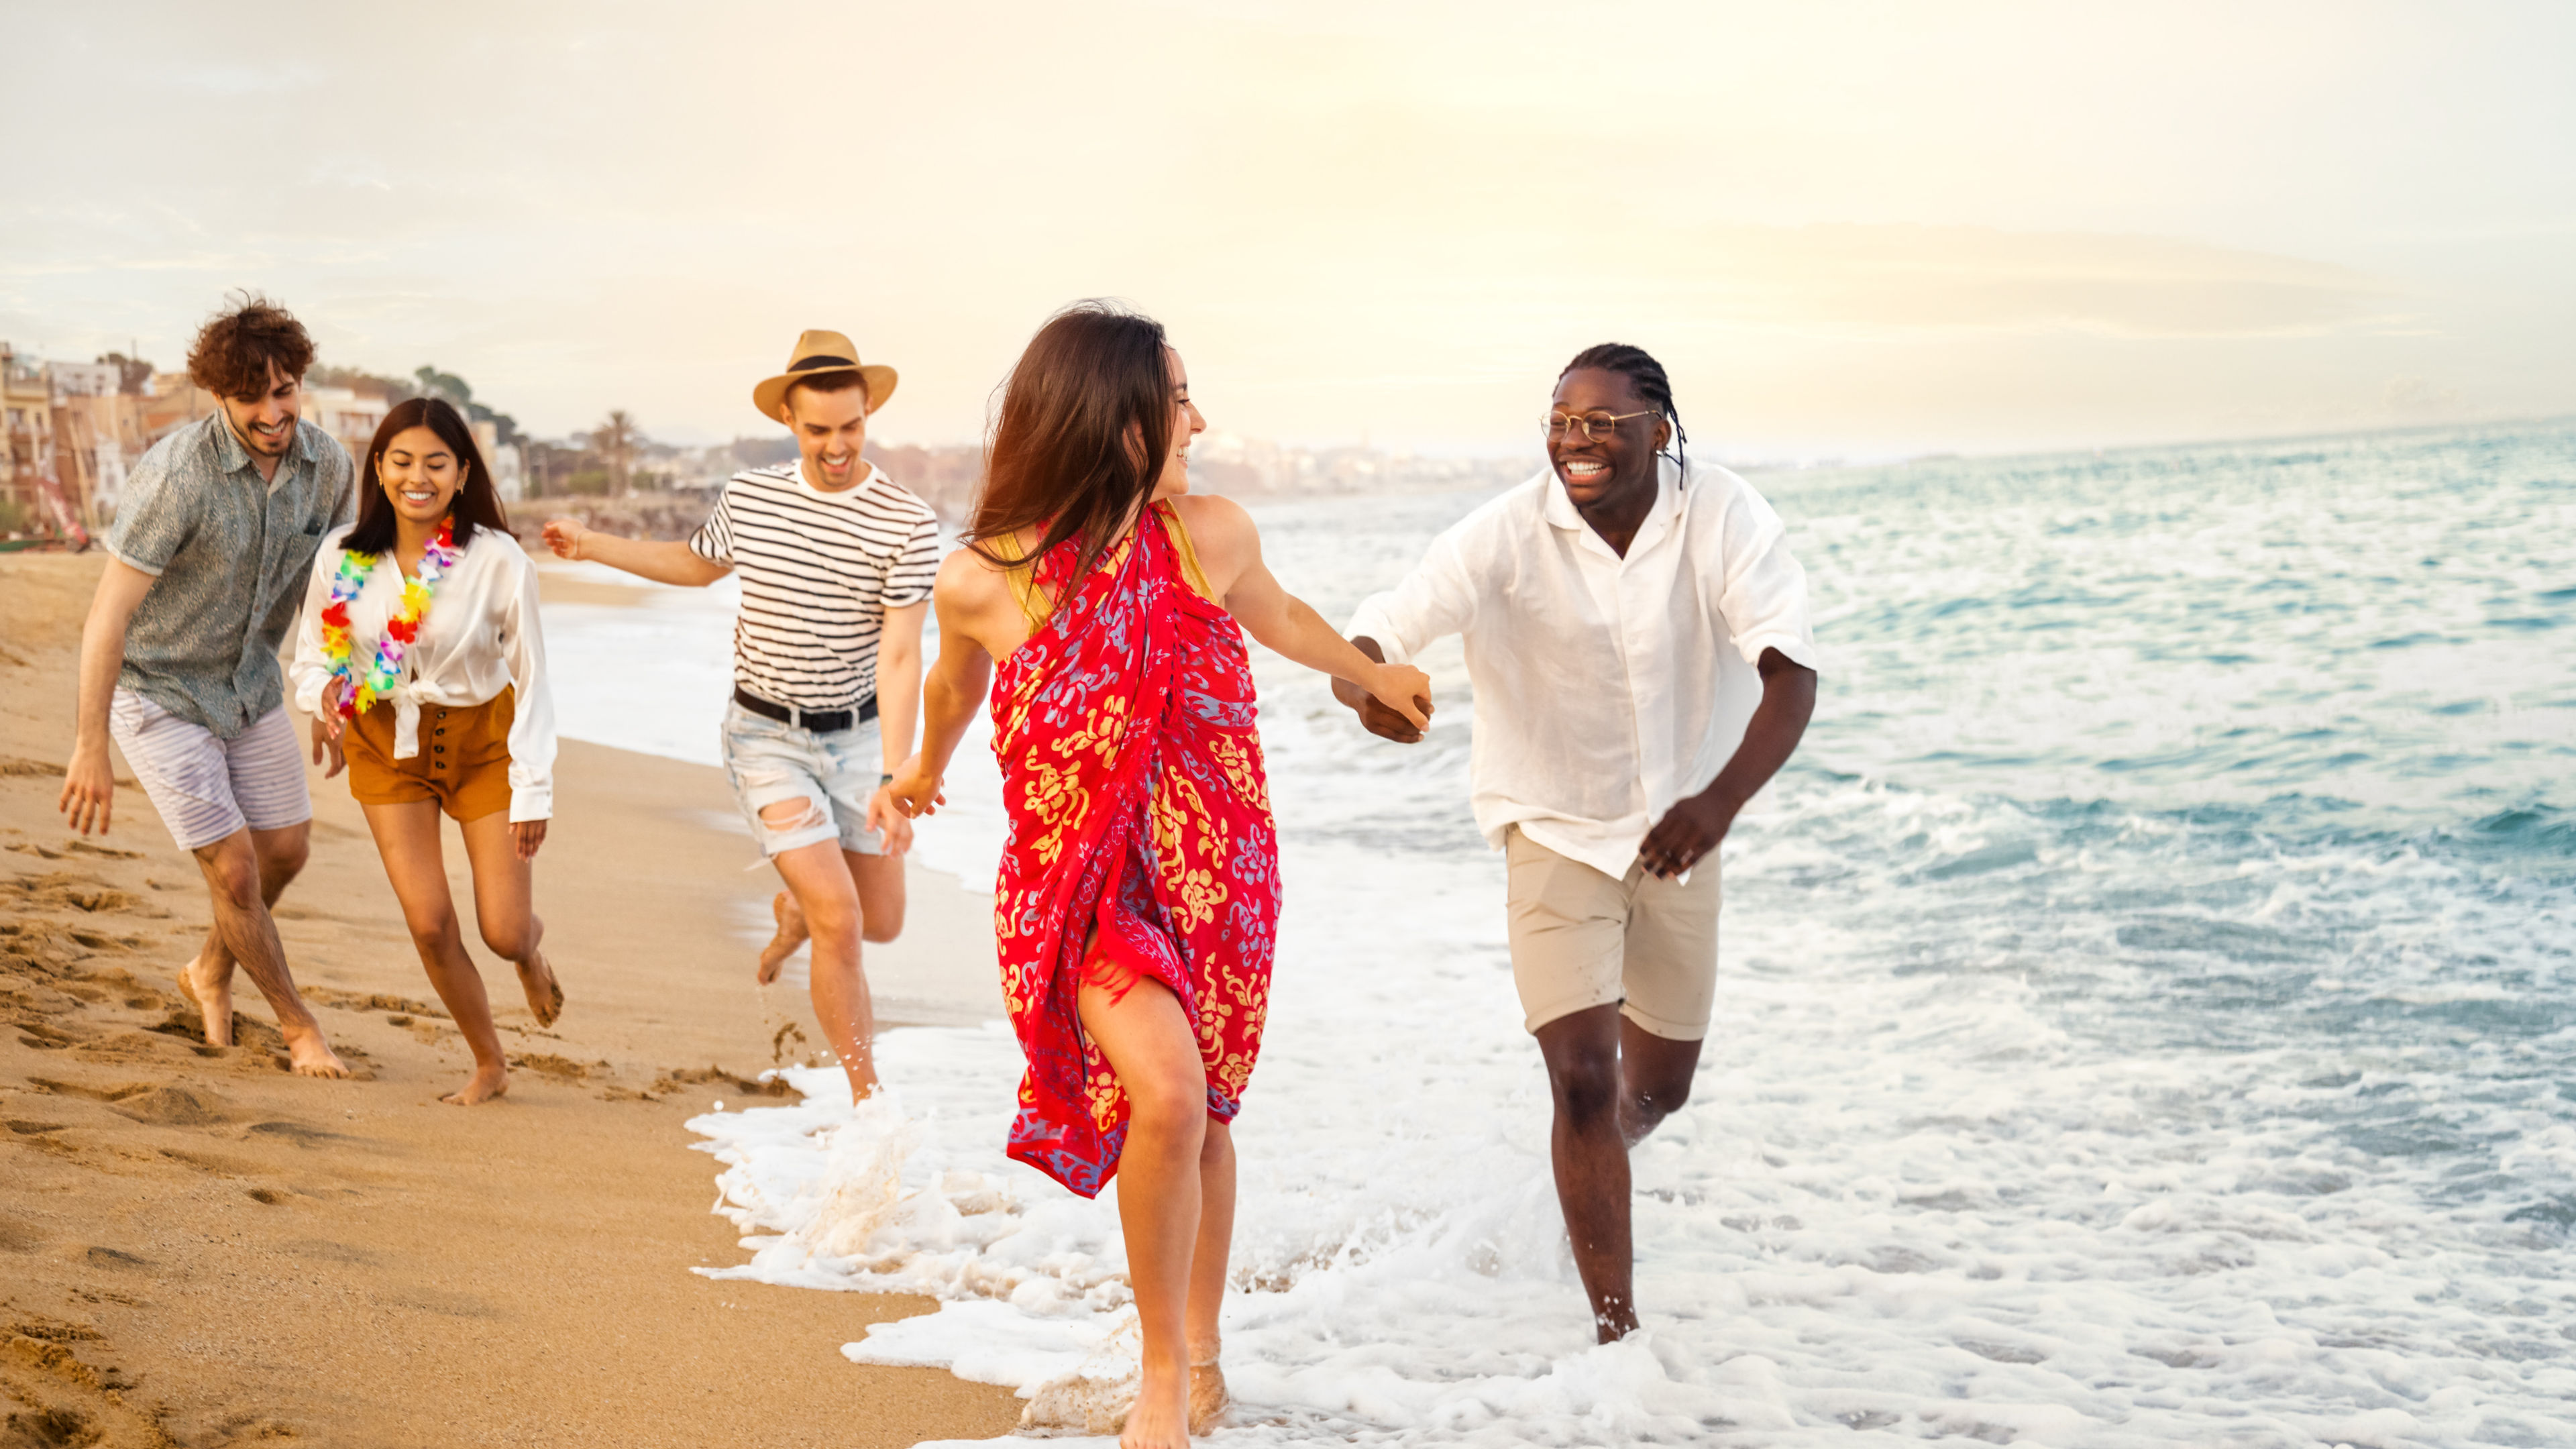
[1169, 492, 1259, 572]
[934, 542, 1011, 603]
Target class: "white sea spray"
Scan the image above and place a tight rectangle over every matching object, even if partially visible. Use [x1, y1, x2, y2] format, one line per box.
[568, 421, 2576, 1445]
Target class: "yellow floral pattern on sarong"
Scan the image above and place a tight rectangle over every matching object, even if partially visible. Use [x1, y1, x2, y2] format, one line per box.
[989, 504, 1279, 1199]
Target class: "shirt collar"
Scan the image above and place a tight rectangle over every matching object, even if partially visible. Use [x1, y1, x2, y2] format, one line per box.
[206, 410, 251, 474]
[1542, 455, 1683, 551]
[205, 411, 313, 482]
[792, 458, 879, 498]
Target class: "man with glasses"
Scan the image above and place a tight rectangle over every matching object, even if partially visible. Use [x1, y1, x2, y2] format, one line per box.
[1334, 342, 1819, 1342]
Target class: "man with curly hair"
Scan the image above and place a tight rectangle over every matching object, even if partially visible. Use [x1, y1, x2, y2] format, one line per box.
[59, 293, 354, 1077]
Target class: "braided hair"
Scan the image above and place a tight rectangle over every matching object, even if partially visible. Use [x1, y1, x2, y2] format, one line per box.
[1560, 342, 1686, 471]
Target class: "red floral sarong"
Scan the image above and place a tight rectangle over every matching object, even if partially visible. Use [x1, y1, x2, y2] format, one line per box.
[989, 504, 1279, 1198]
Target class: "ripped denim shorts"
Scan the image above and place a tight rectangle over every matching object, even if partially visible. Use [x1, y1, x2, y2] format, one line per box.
[718, 702, 888, 857]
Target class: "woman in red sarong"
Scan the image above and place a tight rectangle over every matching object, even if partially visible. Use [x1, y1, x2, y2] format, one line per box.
[890, 302, 1431, 1448]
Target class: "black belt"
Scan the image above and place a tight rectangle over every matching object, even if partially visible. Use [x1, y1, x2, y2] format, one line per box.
[733, 686, 876, 733]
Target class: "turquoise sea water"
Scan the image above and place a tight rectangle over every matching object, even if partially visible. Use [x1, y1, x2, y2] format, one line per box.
[600, 418, 2576, 1444]
[1219, 419, 2576, 1442]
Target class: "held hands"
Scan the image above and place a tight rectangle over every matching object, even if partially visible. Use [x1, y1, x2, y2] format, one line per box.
[513, 819, 547, 862]
[1355, 661, 1435, 742]
[57, 741, 115, 837]
[1638, 790, 1740, 880]
[885, 753, 948, 820]
[538, 519, 588, 562]
[865, 784, 915, 857]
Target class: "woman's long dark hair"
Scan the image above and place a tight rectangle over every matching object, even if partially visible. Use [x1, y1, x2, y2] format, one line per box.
[967, 301, 1173, 583]
[347, 396, 508, 555]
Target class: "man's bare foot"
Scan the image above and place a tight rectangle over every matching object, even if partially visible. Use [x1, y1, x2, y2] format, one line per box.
[280, 1024, 352, 1079]
[757, 891, 808, 985]
[1121, 1358, 1191, 1449]
[175, 955, 235, 1047]
[1187, 1358, 1228, 1436]
[440, 1061, 509, 1105]
[516, 949, 565, 1027]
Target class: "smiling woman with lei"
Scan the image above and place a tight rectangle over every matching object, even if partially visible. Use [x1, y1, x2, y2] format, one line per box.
[890, 302, 1433, 1448]
[316, 515, 461, 716]
[288, 396, 564, 1106]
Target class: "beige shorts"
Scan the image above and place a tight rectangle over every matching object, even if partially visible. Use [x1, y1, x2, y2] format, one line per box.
[1505, 824, 1721, 1041]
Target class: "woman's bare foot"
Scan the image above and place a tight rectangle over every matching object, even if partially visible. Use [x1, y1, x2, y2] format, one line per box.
[1121, 1358, 1191, 1449]
[440, 1061, 508, 1105]
[516, 949, 565, 1027]
[278, 1022, 352, 1079]
[757, 890, 808, 985]
[175, 955, 235, 1047]
[1187, 1358, 1228, 1436]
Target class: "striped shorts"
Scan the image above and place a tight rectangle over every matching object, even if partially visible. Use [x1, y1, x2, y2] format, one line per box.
[109, 692, 311, 851]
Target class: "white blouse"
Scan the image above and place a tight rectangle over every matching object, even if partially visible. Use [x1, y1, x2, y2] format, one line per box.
[290, 523, 557, 822]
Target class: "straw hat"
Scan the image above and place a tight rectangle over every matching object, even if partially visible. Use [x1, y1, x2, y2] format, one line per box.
[751, 329, 898, 421]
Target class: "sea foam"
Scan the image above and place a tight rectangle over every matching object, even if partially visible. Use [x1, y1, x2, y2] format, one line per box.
[604, 421, 2576, 1444]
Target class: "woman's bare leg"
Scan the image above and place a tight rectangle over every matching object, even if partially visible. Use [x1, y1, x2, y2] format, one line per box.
[1077, 975, 1209, 1449]
[361, 801, 508, 1104]
[457, 812, 559, 1026]
[1187, 1118, 1236, 1431]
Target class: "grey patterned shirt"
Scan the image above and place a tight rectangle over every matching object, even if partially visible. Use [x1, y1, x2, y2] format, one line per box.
[105, 412, 354, 738]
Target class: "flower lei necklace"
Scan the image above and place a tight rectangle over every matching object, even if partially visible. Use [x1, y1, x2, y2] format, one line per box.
[318, 517, 462, 717]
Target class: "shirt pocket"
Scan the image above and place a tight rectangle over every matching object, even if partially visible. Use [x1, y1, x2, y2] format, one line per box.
[258, 523, 330, 631]
[277, 523, 327, 594]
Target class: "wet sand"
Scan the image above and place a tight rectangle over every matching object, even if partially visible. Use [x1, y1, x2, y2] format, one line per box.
[0, 552, 1018, 1447]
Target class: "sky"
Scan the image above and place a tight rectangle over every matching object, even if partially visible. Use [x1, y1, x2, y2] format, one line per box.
[5, 1, 2572, 458]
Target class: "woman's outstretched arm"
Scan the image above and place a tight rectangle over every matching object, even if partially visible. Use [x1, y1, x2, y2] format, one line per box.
[1173, 495, 1432, 730]
[887, 549, 1005, 818]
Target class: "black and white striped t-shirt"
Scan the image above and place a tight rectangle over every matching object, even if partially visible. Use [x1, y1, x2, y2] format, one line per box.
[687, 462, 941, 711]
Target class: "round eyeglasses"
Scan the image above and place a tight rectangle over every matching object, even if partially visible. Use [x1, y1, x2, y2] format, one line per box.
[1542, 409, 1654, 442]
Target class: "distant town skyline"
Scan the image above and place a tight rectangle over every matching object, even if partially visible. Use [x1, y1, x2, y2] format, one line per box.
[6, 2, 2573, 459]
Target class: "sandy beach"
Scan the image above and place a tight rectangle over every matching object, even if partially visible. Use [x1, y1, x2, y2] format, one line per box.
[0, 552, 1020, 1447]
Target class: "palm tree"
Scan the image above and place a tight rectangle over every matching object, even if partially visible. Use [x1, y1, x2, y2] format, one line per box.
[591, 411, 639, 498]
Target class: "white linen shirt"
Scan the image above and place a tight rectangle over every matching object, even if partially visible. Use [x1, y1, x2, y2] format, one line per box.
[289, 524, 557, 822]
[1347, 458, 1819, 879]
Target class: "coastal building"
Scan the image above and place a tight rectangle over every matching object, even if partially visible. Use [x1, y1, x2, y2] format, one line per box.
[468, 417, 527, 501]
[1, 344, 63, 535]
[47, 360, 120, 398]
[304, 385, 389, 472]
[142, 372, 215, 439]
[53, 392, 153, 519]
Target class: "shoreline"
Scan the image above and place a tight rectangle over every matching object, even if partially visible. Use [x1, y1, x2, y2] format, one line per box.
[0, 552, 1018, 1447]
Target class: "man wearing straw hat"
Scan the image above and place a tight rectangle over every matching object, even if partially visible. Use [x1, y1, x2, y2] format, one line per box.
[542, 330, 939, 1104]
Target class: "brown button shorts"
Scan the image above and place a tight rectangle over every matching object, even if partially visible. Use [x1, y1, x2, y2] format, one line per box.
[1504, 823, 1721, 1041]
[344, 688, 517, 823]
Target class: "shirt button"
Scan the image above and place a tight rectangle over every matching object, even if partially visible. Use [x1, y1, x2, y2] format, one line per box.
[434, 744, 446, 753]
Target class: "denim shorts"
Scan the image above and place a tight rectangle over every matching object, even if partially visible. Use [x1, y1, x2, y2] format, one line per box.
[718, 702, 887, 857]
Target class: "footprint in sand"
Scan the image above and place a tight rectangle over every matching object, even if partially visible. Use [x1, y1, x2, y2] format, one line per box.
[1, 871, 166, 918]
[245, 1120, 354, 1148]
[107, 1086, 229, 1127]
[505, 1052, 604, 1083]
[28, 1077, 161, 1104]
